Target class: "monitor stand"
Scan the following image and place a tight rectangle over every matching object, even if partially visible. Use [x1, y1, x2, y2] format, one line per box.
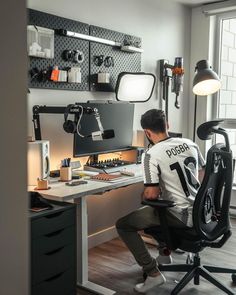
[88, 154, 99, 164]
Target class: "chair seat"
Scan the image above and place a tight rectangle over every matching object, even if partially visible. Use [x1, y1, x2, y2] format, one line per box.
[144, 226, 204, 253]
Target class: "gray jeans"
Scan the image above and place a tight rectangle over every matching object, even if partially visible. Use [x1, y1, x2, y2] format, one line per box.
[116, 206, 186, 275]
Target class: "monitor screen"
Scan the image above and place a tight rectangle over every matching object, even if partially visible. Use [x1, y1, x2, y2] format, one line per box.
[73, 103, 134, 157]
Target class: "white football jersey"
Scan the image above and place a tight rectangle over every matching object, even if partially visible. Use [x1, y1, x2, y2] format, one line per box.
[142, 137, 205, 227]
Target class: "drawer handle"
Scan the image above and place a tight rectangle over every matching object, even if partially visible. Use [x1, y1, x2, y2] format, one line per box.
[44, 211, 63, 219]
[45, 271, 65, 282]
[45, 229, 64, 237]
[45, 246, 64, 256]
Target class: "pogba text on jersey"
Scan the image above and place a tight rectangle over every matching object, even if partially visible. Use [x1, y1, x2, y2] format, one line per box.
[166, 143, 190, 158]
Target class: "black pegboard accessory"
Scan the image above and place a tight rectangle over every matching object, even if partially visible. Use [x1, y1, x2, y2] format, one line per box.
[89, 25, 141, 92]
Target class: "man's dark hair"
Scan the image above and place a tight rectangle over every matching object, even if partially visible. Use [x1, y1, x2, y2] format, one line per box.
[140, 109, 166, 133]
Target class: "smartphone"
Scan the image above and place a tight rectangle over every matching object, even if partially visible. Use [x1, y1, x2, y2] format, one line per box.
[65, 180, 88, 186]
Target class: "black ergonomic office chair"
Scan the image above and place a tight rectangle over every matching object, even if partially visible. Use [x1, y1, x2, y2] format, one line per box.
[142, 120, 236, 295]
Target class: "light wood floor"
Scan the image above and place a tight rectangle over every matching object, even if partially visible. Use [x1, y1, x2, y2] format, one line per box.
[77, 217, 236, 295]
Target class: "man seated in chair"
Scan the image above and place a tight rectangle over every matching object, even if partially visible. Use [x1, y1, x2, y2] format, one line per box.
[116, 109, 205, 293]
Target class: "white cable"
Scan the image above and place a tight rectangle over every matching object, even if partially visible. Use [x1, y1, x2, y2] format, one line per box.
[94, 109, 104, 133]
[76, 105, 85, 137]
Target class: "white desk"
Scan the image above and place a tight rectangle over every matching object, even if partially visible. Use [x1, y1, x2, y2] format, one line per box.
[29, 170, 143, 295]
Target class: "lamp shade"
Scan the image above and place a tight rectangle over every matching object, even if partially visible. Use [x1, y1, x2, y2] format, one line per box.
[115, 72, 156, 102]
[192, 60, 221, 96]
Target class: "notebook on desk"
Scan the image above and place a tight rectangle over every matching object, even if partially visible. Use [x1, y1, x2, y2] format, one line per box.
[91, 173, 122, 182]
[90, 172, 142, 183]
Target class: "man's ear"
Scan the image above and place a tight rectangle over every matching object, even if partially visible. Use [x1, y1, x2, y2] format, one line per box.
[145, 129, 152, 138]
[166, 121, 170, 130]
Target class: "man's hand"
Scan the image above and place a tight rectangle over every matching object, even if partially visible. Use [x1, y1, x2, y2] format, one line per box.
[198, 168, 205, 184]
[142, 186, 161, 200]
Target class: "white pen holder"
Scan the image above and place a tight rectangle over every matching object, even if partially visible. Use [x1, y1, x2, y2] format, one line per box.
[60, 167, 72, 181]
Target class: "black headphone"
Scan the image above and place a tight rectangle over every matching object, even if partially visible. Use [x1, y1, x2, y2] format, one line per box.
[63, 104, 77, 133]
[62, 50, 74, 62]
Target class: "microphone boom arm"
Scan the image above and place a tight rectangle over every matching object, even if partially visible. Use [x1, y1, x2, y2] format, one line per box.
[32, 104, 107, 141]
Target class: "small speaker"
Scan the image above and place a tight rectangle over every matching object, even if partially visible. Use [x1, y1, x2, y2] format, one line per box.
[27, 140, 50, 185]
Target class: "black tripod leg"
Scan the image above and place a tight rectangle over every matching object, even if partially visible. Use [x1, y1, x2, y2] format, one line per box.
[194, 271, 200, 285]
[159, 264, 193, 272]
[199, 267, 235, 295]
[171, 268, 197, 295]
[204, 265, 236, 274]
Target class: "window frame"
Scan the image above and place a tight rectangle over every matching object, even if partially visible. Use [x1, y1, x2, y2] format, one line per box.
[214, 12, 236, 184]
[214, 11, 236, 126]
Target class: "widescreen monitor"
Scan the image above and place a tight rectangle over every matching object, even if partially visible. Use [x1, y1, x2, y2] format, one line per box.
[73, 103, 134, 157]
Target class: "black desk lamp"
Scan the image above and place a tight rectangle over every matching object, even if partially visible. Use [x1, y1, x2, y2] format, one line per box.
[192, 60, 221, 141]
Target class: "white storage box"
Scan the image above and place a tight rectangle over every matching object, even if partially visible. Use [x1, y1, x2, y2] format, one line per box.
[27, 25, 54, 59]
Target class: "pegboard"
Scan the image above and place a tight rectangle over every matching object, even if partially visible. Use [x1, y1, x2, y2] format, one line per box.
[28, 9, 142, 92]
[28, 9, 90, 91]
[90, 25, 141, 92]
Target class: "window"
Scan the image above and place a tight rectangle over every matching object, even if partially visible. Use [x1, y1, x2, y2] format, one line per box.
[216, 14, 236, 184]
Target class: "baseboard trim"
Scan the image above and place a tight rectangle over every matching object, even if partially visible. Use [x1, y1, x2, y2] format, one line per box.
[88, 227, 159, 249]
[88, 226, 118, 249]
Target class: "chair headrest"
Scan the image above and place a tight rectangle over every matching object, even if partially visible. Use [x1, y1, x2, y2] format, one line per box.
[197, 120, 224, 140]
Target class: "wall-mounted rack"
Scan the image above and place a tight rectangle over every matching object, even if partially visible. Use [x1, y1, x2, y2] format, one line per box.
[28, 9, 142, 92]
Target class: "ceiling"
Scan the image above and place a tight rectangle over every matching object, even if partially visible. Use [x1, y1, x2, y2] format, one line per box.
[172, 0, 229, 7]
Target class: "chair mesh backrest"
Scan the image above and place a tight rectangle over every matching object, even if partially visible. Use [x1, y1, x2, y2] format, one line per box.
[193, 143, 233, 241]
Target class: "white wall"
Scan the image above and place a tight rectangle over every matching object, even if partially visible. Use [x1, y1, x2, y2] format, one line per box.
[189, 7, 217, 152]
[0, 1, 29, 295]
[27, 0, 192, 241]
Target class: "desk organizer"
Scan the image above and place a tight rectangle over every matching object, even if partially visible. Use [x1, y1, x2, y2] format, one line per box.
[60, 167, 72, 182]
[28, 9, 141, 92]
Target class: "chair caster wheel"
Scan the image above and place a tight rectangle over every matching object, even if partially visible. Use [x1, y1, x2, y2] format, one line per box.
[232, 273, 236, 284]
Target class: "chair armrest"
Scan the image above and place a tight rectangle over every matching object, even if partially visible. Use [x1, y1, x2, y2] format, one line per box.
[142, 199, 177, 250]
[141, 199, 176, 208]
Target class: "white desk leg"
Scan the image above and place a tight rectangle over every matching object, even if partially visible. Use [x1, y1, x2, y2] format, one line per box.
[75, 197, 116, 295]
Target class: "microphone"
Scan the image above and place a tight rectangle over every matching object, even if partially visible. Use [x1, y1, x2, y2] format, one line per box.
[102, 129, 115, 139]
[76, 106, 115, 141]
[91, 129, 115, 141]
[171, 57, 184, 109]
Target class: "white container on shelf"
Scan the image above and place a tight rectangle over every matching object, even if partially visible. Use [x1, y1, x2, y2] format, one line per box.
[27, 25, 54, 59]
[68, 67, 82, 83]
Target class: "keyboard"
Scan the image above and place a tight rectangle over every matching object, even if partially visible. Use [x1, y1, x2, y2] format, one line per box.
[84, 160, 135, 173]
[87, 164, 143, 182]
[119, 164, 143, 177]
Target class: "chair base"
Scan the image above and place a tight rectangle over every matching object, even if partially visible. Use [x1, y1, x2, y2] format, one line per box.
[158, 254, 236, 295]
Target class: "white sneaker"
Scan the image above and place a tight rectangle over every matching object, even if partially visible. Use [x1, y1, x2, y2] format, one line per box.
[134, 273, 166, 293]
[156, 254, 173, 265]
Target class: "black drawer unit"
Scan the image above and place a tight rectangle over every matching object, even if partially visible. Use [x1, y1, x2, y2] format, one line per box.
[30, 201, 76, 295]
